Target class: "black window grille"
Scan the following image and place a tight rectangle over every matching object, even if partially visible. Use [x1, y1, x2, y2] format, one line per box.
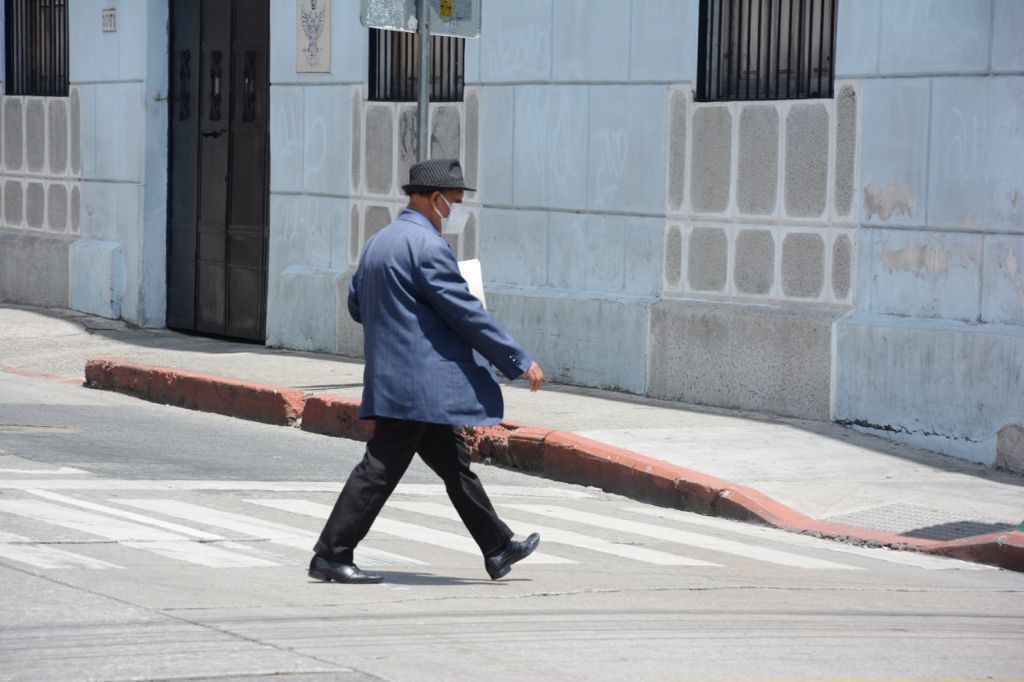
[4, 0, 68, 97]
[369, 28, 464, 102]
[697, 0, 836, 102]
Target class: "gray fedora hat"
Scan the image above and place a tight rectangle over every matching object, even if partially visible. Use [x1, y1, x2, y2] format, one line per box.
[402, 158, 475, 193]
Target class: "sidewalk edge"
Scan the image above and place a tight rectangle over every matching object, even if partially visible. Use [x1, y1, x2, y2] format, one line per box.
[82, 357, 1024, 573]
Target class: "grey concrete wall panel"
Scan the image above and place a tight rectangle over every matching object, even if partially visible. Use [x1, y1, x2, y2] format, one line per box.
[364, 205, 392, 242]
[349, 205, 360, 264]
[442, 232, 460, 254]
[553, 0, 630, 81]
[513, 85, 588, 210]
[480, 86, 514, 205]
[4, 180, 22, 226]
[664, 224, 682, 288]
[737, 106, 779, 215]
[464, 90, 479, 191]
[997, 425, 1024, 475]
[480, 0, 553, 82]
[858, 78, 930, 225]
[364, 105, 394, 195]
[430, 105, 461, 160]
[48, 99, 68, 175]
[47, 184, 68, 232]
[631, 0, 698, 81]
[464, 26, 481, 83]
[71, 185, 80, 233]
[781, 233, 824, 298]
[834, 0, 880, 76]
[4, 98, 23, 171]
[489, 291, 649, 394]
[269, 86, 303, 193]
[268, 265, 339, 353]
[784, 104, 828, 217]
[667, 89, 687, 212]
[832, 233, 852, 300]
[70, 89, 81, 175]
[834, 86, 857, 217]
[69, 238, 123, 319]
[0, 231, 70, 307]
[26, 182, 45, 229]
[26, 98, 45, 172]
[992, 0, 1024, 71]
[351, 92, 362, 192]
[834, 313, 1024, 464]
[649, 299, 834, 420]
[687, 226, 728, 292]
[335, 271, 365, 358]
[928, 77, 1024, 233]
[734, 229, 774, 295]
[463, 212, 477, 259]
[866, 227, 983, 322]
[981, 235, 1024, 326]
[477, 208, 547, 287]
[398, 105, 418, 191]
[588, 86, 667, 214]
[303, 86, 349, 196]
[879, 0, 991, 75]
[690, 107, 731, 213]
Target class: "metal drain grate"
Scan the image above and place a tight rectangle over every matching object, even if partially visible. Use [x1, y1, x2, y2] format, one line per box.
[826, 503, 1017, 541]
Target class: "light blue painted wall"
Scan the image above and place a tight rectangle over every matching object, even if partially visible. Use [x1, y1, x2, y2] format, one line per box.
[833, 0, 1024, 464]
[69, 0, 167, 327]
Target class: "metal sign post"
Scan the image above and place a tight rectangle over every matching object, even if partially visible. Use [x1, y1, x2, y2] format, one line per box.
[361, 0, 482, 161]
[417, 0, 431, 161]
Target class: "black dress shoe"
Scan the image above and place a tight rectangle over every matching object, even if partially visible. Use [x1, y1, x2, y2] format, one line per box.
[484, 533, 540, 580]
[308, 554, 383, 584]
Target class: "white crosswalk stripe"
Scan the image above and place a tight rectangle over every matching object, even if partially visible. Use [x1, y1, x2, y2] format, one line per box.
[387, 501, 715, 567]
[0, 530, 123, 570]
[248, 498, 576, 566]
[504, 504, 861, 570]
[113, 498, 425, 568]
[622, 506, 995, 571]
[0, 499, 276, 568]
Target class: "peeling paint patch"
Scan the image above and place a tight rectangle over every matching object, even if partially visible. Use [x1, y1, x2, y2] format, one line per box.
[863, 182, 916, 221]
[881, 241, 951, 276]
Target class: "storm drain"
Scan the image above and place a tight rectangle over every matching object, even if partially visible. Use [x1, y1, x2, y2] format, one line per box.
[826, 503, 1018, 541]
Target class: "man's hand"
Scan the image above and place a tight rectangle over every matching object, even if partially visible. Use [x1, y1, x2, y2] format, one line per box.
[523, 361, 544, 392]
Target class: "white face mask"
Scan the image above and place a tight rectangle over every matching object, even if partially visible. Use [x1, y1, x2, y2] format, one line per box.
[434, 194, 470, 233]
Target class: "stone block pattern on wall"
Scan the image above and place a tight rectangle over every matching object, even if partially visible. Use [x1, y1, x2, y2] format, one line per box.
[354, 97, 473, 262]
[0, 93, 80, 238]
[664, 88, 860, 309]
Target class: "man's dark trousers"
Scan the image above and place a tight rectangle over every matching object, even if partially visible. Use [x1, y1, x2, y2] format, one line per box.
[314, 418, 513, 563]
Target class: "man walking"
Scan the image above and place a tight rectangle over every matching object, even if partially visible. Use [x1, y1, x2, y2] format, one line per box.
[309, 158, 545, 584]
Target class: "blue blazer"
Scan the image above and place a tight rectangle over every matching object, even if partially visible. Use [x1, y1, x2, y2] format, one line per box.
[350, 209, 532, 426]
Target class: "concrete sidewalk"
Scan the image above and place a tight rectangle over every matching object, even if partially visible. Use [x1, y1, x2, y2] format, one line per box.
[2, 304, 1022, 568]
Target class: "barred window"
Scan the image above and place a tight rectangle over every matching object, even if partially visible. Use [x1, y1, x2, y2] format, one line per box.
[4, 0, 69, 97]
[368, 28, 464, 102]
[697, 0, 836, 102]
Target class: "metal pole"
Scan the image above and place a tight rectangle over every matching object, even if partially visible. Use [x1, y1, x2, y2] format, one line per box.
[417, 0, 431, 161]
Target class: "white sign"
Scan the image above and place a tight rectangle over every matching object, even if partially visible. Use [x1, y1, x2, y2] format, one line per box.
[101, 8, 117, 33]
[361, 0, 481, 39]
[458, 259, 486, 309]
[297, 0, 332, 73]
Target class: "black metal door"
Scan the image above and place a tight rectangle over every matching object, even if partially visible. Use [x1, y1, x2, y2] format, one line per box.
[167, 0, 269, 341]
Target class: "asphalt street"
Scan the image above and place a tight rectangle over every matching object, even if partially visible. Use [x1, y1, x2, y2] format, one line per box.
[1, 371, 1023, 681]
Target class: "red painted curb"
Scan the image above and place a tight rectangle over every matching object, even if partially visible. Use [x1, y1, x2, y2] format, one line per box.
[301, 394, 374, 441]
[84, 356, 306, 426]
[81, 356, 1023, 573]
